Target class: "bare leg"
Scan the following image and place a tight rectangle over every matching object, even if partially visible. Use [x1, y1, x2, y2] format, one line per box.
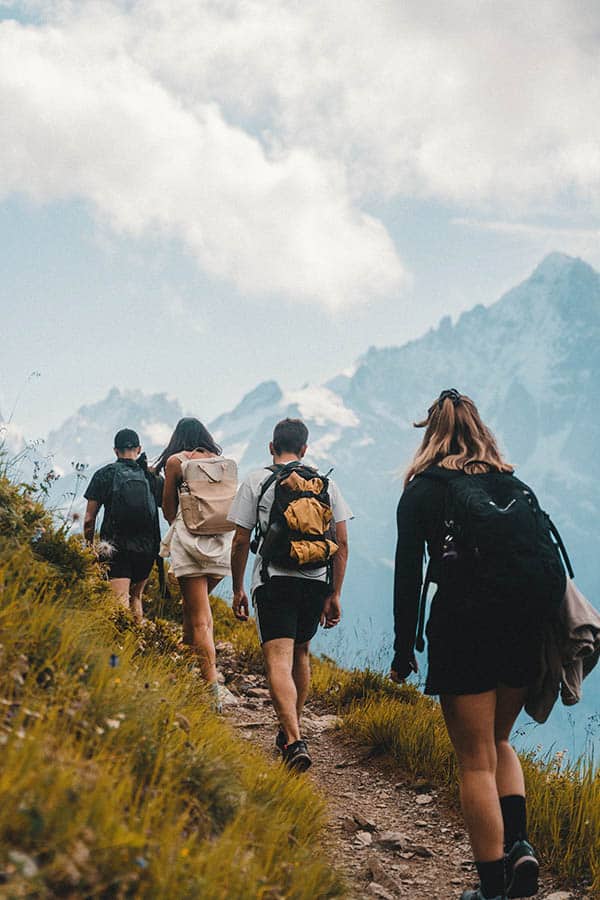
[179, 575, 218, 683]
[129, 578, 148, 622]
[441, 691, 504, 862]
[263, 638, 300, 744]
[109, 578, 131, 609]
[292, 641, 311, 723]
[495, 684, 527, 797]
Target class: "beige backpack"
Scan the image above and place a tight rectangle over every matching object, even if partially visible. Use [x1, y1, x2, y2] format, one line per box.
[178, 456, 238, 535]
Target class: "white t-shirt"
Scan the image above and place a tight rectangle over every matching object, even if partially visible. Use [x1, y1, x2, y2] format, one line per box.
[228, 464, 353, 599]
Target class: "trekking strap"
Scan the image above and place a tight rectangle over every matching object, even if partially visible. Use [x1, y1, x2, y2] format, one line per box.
[415, 557, 432, 653]
[548, 517, 575, 580]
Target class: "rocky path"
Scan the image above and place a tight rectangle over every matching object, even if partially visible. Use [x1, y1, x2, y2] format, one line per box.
[216, 643, 578, 900]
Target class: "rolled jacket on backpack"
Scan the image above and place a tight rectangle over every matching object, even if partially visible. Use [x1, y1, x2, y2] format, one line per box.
[284, 496, 333, 535]
[289, 539, 338, 567]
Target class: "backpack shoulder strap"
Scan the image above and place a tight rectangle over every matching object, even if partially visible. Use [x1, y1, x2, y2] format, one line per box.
[415, 556, 433, 653]
[252, 465, 284, 536]
[256, 465, 282, 504]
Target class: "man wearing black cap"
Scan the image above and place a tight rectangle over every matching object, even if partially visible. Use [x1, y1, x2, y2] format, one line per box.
[83, 429, 163, 618]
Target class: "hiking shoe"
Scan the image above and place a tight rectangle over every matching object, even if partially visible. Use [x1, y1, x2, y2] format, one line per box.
[275, 728, 287, 754]
[506, 840, 539, 898]
[282, 739, 312, 772]
[461, 890, 505, 900]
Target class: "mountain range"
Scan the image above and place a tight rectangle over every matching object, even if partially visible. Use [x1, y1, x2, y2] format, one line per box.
[17, 251, 600, 754]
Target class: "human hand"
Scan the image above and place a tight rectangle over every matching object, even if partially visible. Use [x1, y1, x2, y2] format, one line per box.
[320, 592, 341, 629]
[389, 653, 418, 683]
[232, 589, 249, 621]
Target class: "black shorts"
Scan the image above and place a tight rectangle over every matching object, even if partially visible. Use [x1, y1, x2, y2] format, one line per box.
[424, 593, 542, 696]
[108, 549, 154, 583]
[253, 577, 328, 646]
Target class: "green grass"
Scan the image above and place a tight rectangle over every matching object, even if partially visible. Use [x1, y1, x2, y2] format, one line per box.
[0, 477, 344, 898]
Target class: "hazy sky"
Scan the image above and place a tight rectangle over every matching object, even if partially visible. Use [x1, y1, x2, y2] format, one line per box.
[1, 0, 599, 437]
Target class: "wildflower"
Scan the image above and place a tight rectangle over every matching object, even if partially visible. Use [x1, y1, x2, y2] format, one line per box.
[113, 677, 121, 685]
[109, 654, 119, 668]
[180, 848, 190, 858]
[105, 718, 121, 729]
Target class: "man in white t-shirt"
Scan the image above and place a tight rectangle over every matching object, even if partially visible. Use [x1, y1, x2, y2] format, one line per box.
[228, 417, 352, 771]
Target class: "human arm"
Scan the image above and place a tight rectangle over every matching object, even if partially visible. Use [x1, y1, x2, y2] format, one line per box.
[162, 455, 182, 525]
[321, 519, 348, 628]
[231, 526, 251, 620]
[391, 483, 426, 681]
[83, 499, 100, 544]
[83, 468, 107, 544]
[227, 477, 261, 621]
[153, 473, 165, 509]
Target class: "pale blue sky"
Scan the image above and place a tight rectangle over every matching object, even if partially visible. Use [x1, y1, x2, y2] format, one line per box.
[1, 1, 599, 437]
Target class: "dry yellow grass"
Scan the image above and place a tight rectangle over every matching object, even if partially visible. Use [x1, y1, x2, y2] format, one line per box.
[0, 476, 344, 898]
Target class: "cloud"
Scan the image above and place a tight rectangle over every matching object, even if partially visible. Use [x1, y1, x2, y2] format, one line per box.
[0, 9, 406, 308]
[117, 0, 600, 211]
[1, 0, 600, 306]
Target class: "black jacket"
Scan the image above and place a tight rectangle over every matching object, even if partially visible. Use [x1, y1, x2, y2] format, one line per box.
[393, 471, 448, 677]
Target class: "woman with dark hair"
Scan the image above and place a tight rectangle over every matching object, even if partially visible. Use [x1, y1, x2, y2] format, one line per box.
[391, 390, 555, 900]
[157, 418, 231, 711]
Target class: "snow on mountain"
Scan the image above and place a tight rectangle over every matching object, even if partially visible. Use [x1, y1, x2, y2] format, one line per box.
[282, 386, 359, 428]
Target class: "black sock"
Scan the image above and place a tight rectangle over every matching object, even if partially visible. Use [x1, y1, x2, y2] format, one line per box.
[500, 794, 527, 852]
[475, 858, 506, 898]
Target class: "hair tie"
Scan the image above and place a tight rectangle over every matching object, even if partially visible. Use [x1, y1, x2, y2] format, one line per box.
[437, 388, 461, 409]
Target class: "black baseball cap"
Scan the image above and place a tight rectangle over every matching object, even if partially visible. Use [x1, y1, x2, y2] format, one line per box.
[114, 428, 140, 450]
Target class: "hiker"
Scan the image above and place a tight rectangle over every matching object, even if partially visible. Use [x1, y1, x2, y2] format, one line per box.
[391, 390, 571, 900]
[156, 418, 237, 711]
[228, 417, 352, 771]
[84, 428, 163, 620]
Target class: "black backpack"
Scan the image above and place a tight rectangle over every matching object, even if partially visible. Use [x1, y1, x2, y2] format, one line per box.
[250, 461, 338, 581]
[109, 464, 157, 536]
[414, 467, 573, 651]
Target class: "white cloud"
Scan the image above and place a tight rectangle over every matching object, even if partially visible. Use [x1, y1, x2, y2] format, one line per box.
[1, 0, 600, 307]
[140, 421, 172, 446]
[0, 8, 405, 308]
[118, 0, 600, 212]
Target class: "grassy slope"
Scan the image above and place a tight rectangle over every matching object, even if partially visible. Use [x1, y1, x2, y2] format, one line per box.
[0, 477, 344, 899]
[3, 470, 598, 896]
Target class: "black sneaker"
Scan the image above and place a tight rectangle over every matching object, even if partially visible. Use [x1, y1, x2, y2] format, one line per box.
[461, 890, 505, 900]
[282, 739, 312, 772]
[275, 728, 287, 754]
[506, 840, 539, 898]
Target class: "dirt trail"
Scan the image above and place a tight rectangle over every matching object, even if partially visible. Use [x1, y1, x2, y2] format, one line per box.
[217, 643, 578, 900]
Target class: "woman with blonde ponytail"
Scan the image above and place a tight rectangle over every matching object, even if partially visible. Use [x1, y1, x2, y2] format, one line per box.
[392, 390, 549, 900]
